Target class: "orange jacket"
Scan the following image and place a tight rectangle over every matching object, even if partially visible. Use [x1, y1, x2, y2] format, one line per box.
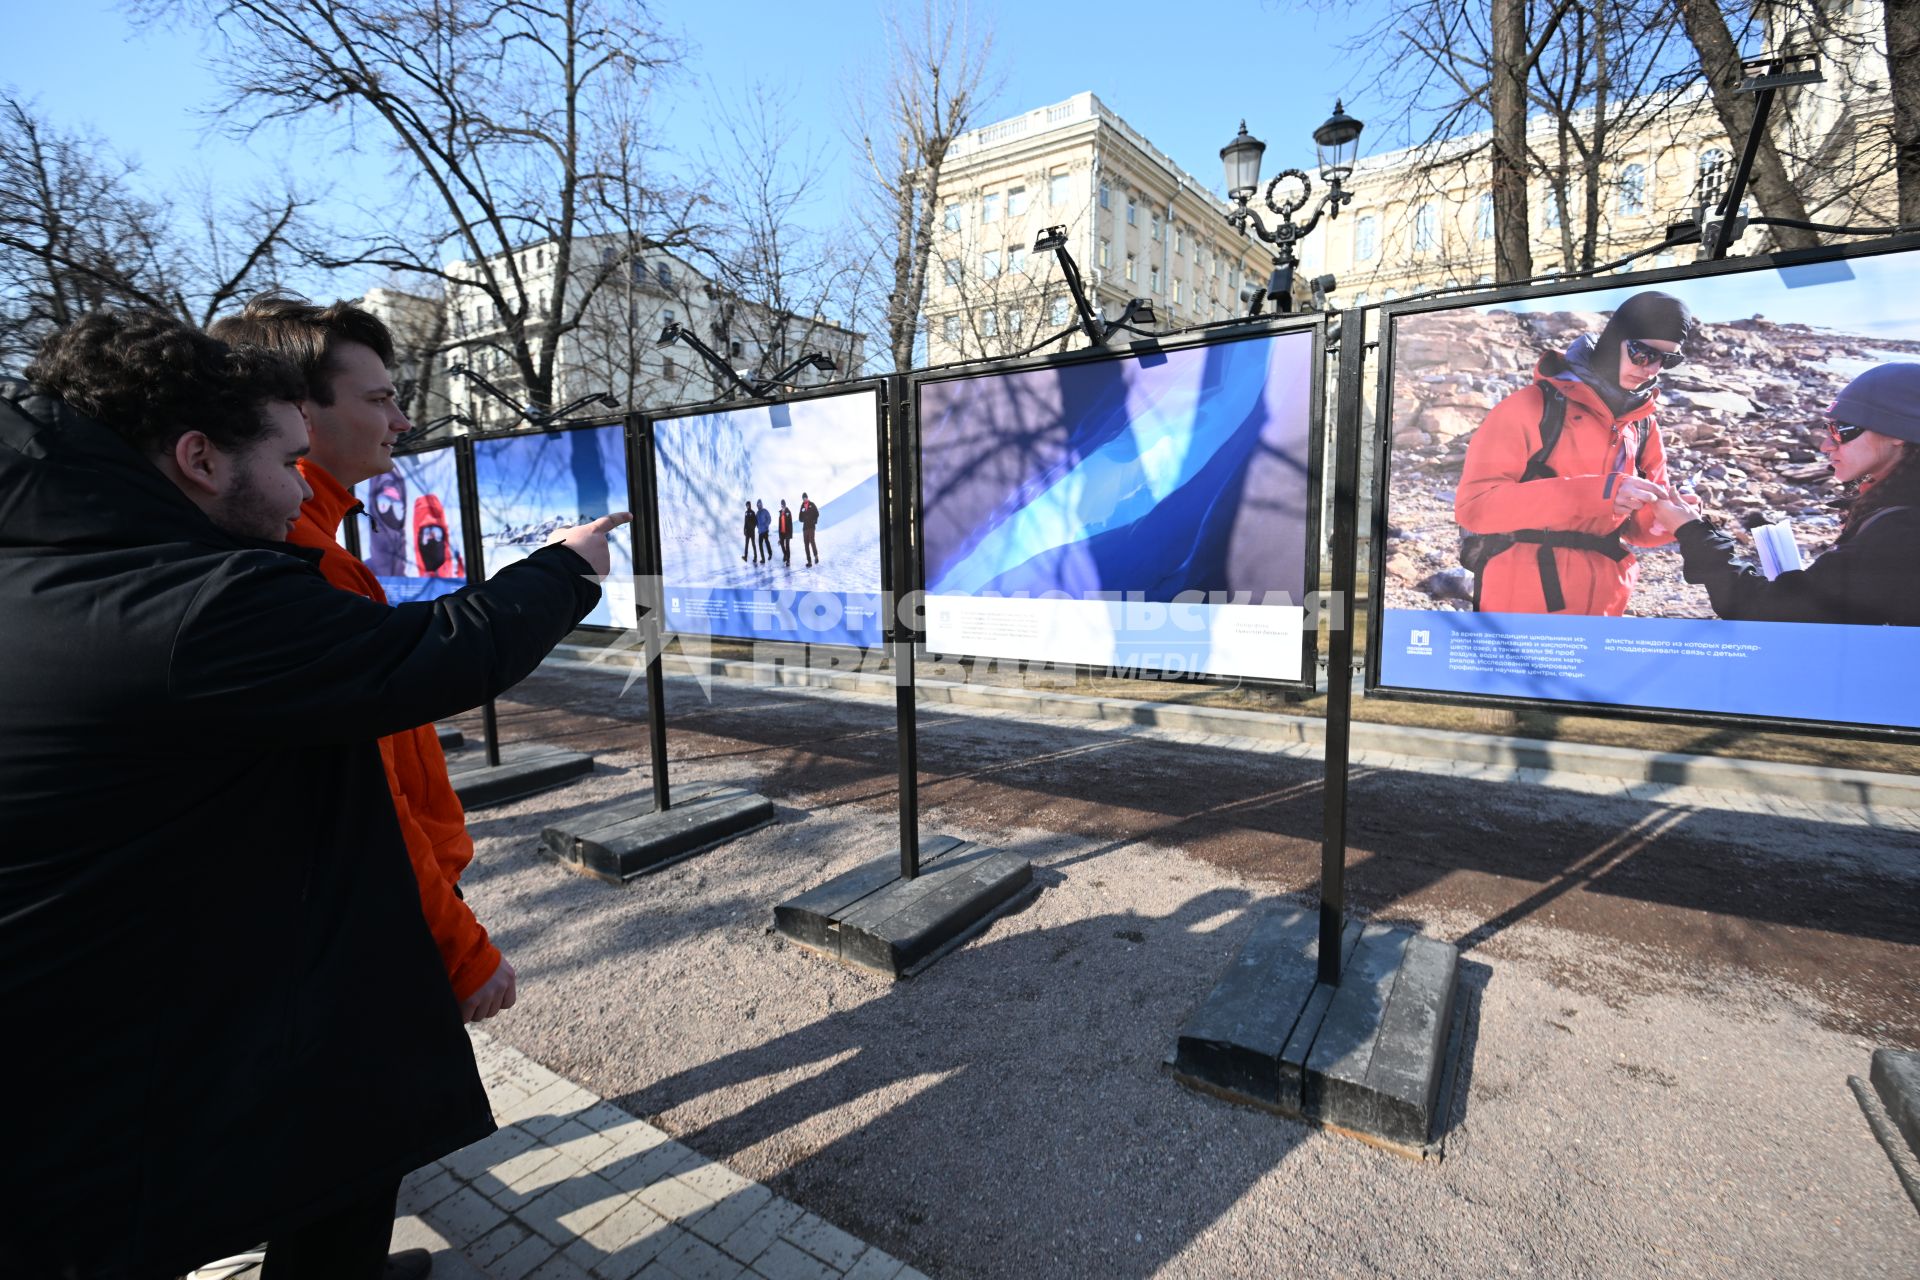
[1455, 356, 1669, 616]
[290, 461, 501, 1000]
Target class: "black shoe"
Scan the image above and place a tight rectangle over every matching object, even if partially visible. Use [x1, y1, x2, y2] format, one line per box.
[384, 1248, 432, 1280]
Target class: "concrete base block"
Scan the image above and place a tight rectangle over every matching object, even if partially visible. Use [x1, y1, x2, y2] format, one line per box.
[774, 836, 1034, 978]
[436, 724, 465, 751]
[1172, 907, 1459, 1154]
[444, 741, 594, 808]
[540, 786, 776, 882]
[1871, 1049, 1920, 1162]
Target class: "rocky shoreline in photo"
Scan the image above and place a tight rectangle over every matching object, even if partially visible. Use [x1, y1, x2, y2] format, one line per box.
[1378, 307, 1920, 617]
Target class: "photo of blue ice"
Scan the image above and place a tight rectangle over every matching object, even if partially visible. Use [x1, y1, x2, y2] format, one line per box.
[652, 389, 884, 646]
[921, 331, 1315, 603]
[474, 425, 635, 628]
[353, 446, 467, 605]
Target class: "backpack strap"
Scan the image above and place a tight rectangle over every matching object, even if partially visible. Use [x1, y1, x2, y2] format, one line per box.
[1518, 384, 1569, 483]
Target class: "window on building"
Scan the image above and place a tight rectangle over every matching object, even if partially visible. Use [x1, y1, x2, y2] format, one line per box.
[981, 308, 998, 337]
[1355, 215, 1378, 261]
[1618, 163, 1646, 216]
[1174, 225, 1185, 255]
[730, 340, 744, 357]
[1124, 254, 1136, 282]
[1543, 187, 1564, 230]
[1008, 185, 1028, 217]
[981, 192, 1001, 223]
[1697, 148, 1730, 211]
[1473, 274, 1491, 285]
[1099, 182, 1110, 209]
[1476, 194, 1494, 242]
[1382, 288, 1399, 301]
[1049, 171, 1070, 206]
[1353, 292, 1369, 307]
[663, 310, 676, 328]
[1049, 296, 1070, 327]
[1008, 306, 1025, 334]
[981, 250, 1001, 278]
[663, 357, 677, 378]
[656, 263, 671, 288]
[1413, 203, 1438, 253]
[1149, 265, 1161, 293]
[944, 202, 962, 232]
[602, 246, 616, 264]
[1098, 239, 1111, 268]
[943, 315, 961, 346]
[1126, 195, 1137, 226]
[1210, 247, 1221, 278]
[1150, 213, 1162, 242]
[943, 258, 963, 286]
[1172, 279, 1182, 304]
[1228, 265, 1240, 289]
[1008, 246, 1027, 274]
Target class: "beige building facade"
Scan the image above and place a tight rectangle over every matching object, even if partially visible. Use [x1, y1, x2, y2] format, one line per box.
[924, 93, 1280, 366]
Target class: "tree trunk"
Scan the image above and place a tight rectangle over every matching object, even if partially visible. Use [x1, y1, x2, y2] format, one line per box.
[1888, 0, 1920, 226]
[1672, 0, 1819, 250]
[1490, 0, 1533, 282]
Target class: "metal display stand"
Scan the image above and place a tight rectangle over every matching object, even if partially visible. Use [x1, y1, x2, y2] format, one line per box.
[1170, 313, 1461, 1153]
[772, 374, 1034, 977]
[537, 414, 774, 881]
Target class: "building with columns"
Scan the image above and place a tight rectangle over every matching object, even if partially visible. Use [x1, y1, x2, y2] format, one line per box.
[923, 93, 1281, 365]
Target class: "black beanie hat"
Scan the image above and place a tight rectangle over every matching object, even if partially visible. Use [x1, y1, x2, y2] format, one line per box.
[1594, 291, 1695, 387]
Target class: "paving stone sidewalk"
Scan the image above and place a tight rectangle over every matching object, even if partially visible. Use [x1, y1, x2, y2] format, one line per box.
[401, 1031, 926, 1280]
[199, 1030, 925, 1280]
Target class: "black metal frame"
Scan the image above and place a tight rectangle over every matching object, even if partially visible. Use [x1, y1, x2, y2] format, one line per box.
[905, 312, 1331, 694]
[637, 379, 894, 654]
[467, 412, 637, 635]
[1365, 231, 1920, 744]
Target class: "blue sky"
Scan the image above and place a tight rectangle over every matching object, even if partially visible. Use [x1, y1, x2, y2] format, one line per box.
[9, 1, 1380, 301]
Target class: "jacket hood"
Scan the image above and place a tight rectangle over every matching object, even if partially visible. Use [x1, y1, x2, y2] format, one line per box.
[1535, 351, 1659, 426]
[0, 378, 316, 562]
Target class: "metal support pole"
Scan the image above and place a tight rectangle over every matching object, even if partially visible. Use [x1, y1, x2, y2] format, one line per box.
[1708, 86, 1776, 260]
[632, 420, 673, 812]
[887, 374, 921, 879]
[453, 438, 503, 768]
[1318, 312, 1367, 985]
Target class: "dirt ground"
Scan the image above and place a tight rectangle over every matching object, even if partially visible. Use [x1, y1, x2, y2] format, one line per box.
[449, 663, 1920, 1279]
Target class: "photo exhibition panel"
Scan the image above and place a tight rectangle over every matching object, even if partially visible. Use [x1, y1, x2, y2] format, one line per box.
[918, 327, 1320, 683]
[650, 388, 886, 649]
[1374, 241, 1920, 732]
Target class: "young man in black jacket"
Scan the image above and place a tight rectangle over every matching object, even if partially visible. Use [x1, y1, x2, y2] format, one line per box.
[0, 310, 626, 1280]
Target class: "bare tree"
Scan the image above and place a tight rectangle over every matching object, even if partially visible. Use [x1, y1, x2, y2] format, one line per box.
[1672, 0, 1819, 249]
[853, 0, 997, 372]
[1890, 0, 1920, 225]
[159, 0, 705, 409]
[0, 93, 303, 370]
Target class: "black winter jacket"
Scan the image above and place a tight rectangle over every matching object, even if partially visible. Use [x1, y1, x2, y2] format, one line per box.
[0, 384, 600, 1278]
[1673, 505, 1920, 626]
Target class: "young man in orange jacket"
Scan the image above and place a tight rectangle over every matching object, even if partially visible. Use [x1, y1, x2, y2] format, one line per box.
[212, 294, 517, 1025]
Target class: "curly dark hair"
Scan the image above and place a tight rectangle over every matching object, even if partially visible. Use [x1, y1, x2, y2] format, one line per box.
[1841, 441, 1920, 541]
[25, 310, 306, 455]
[209, 290, 396, 406]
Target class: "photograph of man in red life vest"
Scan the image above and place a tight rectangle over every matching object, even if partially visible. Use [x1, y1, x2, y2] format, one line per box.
[1455, 290, 1691, 616]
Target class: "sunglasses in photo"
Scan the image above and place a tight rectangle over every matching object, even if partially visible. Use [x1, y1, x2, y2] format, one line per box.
[1623, 338, 1685, 369]
[1825, 420, 1870, 446]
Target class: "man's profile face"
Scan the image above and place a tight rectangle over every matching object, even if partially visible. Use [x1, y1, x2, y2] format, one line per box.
[212, 401, 314, 541]
[305, 342, 410, 486]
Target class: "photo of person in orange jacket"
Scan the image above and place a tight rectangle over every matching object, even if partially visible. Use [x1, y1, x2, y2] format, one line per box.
[213, 294, 517, 1043]
[1455, 290, 1693, 615]
[413, 492, 465, 578]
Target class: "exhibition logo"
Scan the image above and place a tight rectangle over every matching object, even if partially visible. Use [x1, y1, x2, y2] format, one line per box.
[1407, 628, 1434, 656]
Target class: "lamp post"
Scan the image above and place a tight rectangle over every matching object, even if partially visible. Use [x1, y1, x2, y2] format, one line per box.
[1220, 102, 1365, 313]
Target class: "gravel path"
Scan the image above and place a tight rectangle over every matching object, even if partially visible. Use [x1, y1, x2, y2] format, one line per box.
[447, 666, 1920, 1279]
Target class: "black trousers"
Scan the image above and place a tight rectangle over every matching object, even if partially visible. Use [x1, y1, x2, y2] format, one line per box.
[261, 1178, 400, 1280]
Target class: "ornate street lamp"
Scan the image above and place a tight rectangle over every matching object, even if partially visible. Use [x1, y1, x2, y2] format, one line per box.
[1220, 103, 1365, 313]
